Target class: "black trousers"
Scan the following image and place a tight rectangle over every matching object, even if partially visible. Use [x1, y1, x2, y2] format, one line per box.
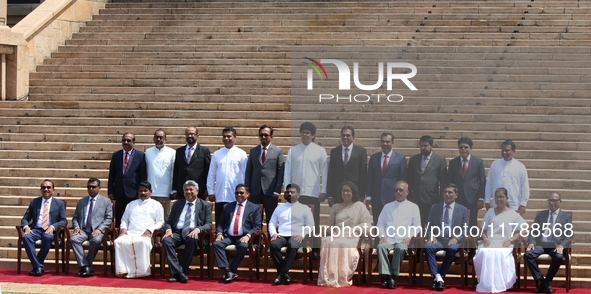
[269, 236, 302, 276]
[524, 243, 564, 283]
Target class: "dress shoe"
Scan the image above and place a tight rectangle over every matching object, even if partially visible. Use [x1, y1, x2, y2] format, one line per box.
[77, 267, 85, 277]
[436, 281, 446, 291]
[544, 283, 555, 293]
[535, 280, 546, 293]
[273, 275, 283, 285]
[383, 276, 396, 289]
[283, 274, 292, 285]
[431, 281, 438, 290]
[177, 273, 189, 283]
[29, 269, 37, 276]
[81, 266, 95, 277]
[168, 276, 178, 283]
[223, 271, 238, 283]
[221, 273, 227, 281]
[35, 268, 44, 276]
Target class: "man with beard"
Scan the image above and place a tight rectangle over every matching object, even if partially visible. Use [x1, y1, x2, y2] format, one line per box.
[145, 129, 176, 219]
[172, 126, 211, 200]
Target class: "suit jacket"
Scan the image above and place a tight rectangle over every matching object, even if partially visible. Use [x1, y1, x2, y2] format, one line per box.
[216, 201, 261, 237]
[426, 202, 469, 243]
[408, 152, 448, 205]
[448, 155, 486, 205]
[172, 143, 211, 199]
[165, 197, 212, 234]
[528, 209, 573, 248]
[21, 197, 68, 229]
[245, 143, 284, 197]
[366, 151, 407, 205]
[108, 148, 147, 199]
[327, 144, 367, 202]
[72, 194, 113, 233]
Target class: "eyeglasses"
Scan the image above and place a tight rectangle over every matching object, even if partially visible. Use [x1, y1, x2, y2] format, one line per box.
[87, 185, 98, 189]
[121, 139, 133, 143]
[395, 189, 406, 193]
[154, 136, 164, 140]
[259, 134, 270, 137]
[235, 191, 246, 195]
[547, 199, 560, 203]
[459, 146, 470, 149]
[186, 133, 196, 137]
[41, 186, 52, 190]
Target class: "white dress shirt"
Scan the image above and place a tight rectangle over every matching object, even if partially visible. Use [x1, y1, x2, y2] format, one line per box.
[145, 146, 176, 197]
[377, 199, 421, 244]
[268, 201, 315, 237]
[284, 142, 328, 197]
[207, 146, 248, 203]
[484, 158, 530, 209]
[120, 198, 164, 233]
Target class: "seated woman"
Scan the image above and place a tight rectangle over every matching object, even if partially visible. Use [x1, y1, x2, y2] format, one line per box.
[473, 187, 526, 293]
[317, 181, 372, 287]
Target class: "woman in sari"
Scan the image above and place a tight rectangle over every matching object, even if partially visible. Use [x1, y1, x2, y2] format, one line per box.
[317, 181, 372, 287]
[473, 187, 526, 293]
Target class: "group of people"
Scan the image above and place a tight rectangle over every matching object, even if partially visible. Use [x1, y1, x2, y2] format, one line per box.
[18, 122, 572, 294]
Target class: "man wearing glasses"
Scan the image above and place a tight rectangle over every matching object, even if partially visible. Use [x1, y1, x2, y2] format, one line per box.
[108, 132, 147, 227]
[172, 126, 211, 201]
[70, 177, 113, 277]
[145, 129, 176, 220]
[245, 125, 284, 225]
[447, 137, 486, 227]
[20, 180, 68, 276]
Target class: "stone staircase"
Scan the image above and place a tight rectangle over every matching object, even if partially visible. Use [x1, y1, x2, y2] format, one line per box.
[0, 0, 590, 287]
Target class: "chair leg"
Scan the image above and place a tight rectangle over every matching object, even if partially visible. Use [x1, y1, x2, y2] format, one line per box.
[17, 244, 22, 275]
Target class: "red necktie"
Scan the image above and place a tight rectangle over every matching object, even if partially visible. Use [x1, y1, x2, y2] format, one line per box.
[261, 147, 267, 164]
[232, 203, 243, 236]
[462, 159, 468, 176]
[382, 155, 389, 174]
[123, 151, 129, 173]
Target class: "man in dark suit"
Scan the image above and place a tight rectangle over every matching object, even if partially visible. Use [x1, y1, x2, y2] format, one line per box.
[525, 192, 573, 294]
[163, 180, 212, 283]
[366, 132, 407, 226]
[213, 184, 262, 283]
[70, 177, 113, 277]
[424, 183, 469, 291]
[408, 135, 448, 228]
[447, 137, 486, 227]
[20, 179, 68, 276]
[245, 125, 284, 224]
[327, 125, 367, 207]
[172, 126, 211, 200]
[108, 132, 147, 227]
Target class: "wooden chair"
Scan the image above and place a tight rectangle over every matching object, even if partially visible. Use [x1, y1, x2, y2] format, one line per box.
[65, 200, 117, 276]
[15, 200, 68, 275]
[522, 239, 573, 292]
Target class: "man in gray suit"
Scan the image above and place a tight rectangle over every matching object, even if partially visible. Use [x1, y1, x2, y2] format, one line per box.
[163, 180, 212, 283]
[245, 125, 284, 224]
[70, 177, 113, 277]
[525, 192, 573, 293]
[408, 135, 448, 228]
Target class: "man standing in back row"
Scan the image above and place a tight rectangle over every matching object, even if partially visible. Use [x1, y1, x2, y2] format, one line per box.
[172, 126, 211, 200]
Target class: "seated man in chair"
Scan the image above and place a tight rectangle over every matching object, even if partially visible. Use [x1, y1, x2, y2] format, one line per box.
[163, 180, 212, 283]
[213, 184, 262, 283]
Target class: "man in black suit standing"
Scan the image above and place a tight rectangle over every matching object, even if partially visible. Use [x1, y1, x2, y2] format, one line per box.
[162, 180, 212, 283]
[327, 126, 367, 207]
[408, 135, 448, 228]
[213, 184, 262, 283]
[245, 125, 284, 224]
[366, 132, 407, 226]
[424, 183, 469, 291]
[524, 192, 573, 293]
[108, 132, 147, 227]
[447, 137, 486, 227]
[20, 179, 68, 276]
[172, 126, 211, 200]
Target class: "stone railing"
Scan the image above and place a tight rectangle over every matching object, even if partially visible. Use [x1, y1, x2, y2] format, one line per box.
[0, 0, 108, 100]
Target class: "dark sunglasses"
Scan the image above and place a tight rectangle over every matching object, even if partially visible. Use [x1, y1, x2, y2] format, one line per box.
[87, 185, 98, 189]
[235, 191, 246, 195]
[259, 134, 270, 137]
[122, 139, 133, 143]
[41, 186, 52, 190]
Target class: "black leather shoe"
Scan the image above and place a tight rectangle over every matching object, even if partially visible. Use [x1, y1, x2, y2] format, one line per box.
[78, 267, 85, 276]
[81, 266, 94, 277]
[223, 271, 238, 283]
[168, 276, 178, 283]
[177, 272, 189, 283]
[431, 281, 437, 290]
[283, 274, 292, 285]
[385, 277, 396, 289]
[545, 283, 555, 293]
[436, 281, 446, 291]
[29, 269, 37, 276]
[535, 280, 546, 293]
[35, 268, 44, 276]
[273, 275, 283, 285]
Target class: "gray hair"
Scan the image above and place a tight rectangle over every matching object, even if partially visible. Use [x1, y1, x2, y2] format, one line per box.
[183, 180, 199, 190]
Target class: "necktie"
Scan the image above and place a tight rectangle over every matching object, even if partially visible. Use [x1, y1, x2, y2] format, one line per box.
[382, 155, 389, 174]
[186, 147, 194, 164]
[233, 203, 243, 236]
[261, 147, 267, 164]
[123, 151, 129, 173]
[462, 159, 469, 176]
[184, 203, 193, 229]
[42, 200, 49, 230]
[343, 147, 349, 166]
[444, 205, 451, 227]
[421, 156, 428, 173]
[85, 198, 94, 232]
[549, 211, 556, 241]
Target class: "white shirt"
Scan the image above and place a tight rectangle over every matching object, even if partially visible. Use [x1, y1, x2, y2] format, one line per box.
[175, 200, 196, 230]
[145, 146, 176, 197]
[485, 158, 530, 209]
[377, 199, 421, 244]
[284, 142, 328, 197]
[36, 197, 53, 229]
[268, 201, 315, 237]
[229, 200, 248, 236]
[207, 146, 248, 203]
[120, 198, 164, 233]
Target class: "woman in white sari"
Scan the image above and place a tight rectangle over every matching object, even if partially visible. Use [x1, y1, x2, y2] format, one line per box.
[318, 181, 372, 287]
[473, 187, 526, 293]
